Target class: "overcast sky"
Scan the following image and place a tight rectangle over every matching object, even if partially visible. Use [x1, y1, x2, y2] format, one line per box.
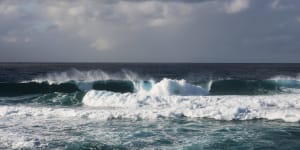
[0, 0, 300, 62]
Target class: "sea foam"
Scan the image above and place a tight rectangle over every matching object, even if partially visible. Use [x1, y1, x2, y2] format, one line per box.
[0, 91, 300, 122]
[136, 78, 208, 96]
[2, 91, 299, 122]
[82, 90, 300, 122]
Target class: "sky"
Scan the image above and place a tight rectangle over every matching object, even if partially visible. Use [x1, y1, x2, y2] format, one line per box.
[0, 0, 300, 63]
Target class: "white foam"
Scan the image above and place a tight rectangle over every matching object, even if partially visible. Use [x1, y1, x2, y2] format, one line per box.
[1, 91, 299, 122]
[0, 134, 36, 149]
[270, 75, 300, 81]
[141, 78, 208, 96]
[82, 90, 300, 122]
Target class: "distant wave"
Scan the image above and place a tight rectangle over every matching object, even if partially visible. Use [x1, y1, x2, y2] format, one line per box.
[0, 79, 207, 97]
[1, 69, 300, 98]
[2, 75, 300, 97]
[1, 69, 300, 122]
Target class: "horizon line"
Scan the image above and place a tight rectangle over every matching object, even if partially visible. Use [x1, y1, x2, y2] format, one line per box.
[1, 62, 300, 64]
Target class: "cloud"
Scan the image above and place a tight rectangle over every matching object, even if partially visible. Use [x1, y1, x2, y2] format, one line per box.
[224, 0, 250, 14]
[0, 36, 17, 43]
[0, 0, 208, 53]
[114, 1, 196, 27]
[37, 0, 202, 51]
[1, 0, 300, 62]
[270, 0, 280, 9]
[0, 4, 17, 15]
[0, 35, 30, 43]
[97, 0, 213, 4]
[90, 38, 112, 51]
[270, 0, 294, 10]
[297, 16, 300, 23]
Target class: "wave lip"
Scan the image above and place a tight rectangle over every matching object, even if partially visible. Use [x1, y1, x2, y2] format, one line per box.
[82, 90, 300, 122]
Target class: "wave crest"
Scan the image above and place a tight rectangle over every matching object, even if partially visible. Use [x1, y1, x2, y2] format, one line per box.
[137, 78, 208, 96]
[10, 70, 300, 96]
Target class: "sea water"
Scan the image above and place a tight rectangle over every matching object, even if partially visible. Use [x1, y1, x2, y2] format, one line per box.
[0, 63, 300, 149]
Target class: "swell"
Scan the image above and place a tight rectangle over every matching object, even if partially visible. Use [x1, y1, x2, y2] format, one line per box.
[209, 79, 300, 95]
[8, 69, 300, 96]
[0, 82, 80, 97]
[0, 80, 135, 97]
[209, 80, 281, 95]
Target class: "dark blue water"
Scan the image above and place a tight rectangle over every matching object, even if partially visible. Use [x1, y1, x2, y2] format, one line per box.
[0, 63, 300, 149]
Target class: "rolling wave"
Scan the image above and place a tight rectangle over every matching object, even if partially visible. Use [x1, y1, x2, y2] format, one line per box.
[2, 78, 300, 97]
[209, 80, 280, 95]
[17, 69, 300, 95]
[0, 80, 135, 97]
[1, 69, 300, 122]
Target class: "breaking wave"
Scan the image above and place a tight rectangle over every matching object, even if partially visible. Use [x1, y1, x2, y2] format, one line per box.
[1, 90, 300, 122]
[0, 79, 207, 97]
[2, 69, 300, 97]
[80, 90, 300, 122]
[1, 70, 300, 122]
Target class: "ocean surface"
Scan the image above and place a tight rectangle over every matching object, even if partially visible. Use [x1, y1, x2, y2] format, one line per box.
[1, 63, 300, 149]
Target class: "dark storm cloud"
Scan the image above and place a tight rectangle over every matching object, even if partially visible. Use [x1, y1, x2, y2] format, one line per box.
[0, 0, 300, 62]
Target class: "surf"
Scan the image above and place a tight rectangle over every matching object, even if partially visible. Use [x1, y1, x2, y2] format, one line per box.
[1, 91, 300, 122]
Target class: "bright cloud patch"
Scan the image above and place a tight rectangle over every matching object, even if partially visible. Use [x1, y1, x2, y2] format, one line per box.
[90, 38, 112, 51]
[224, 0, 250, 14]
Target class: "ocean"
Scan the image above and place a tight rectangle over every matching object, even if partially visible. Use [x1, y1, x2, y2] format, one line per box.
[0, 63, 300, 149]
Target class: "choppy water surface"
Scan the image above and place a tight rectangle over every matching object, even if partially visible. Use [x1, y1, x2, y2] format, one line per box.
[1, 116, 300, 149]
